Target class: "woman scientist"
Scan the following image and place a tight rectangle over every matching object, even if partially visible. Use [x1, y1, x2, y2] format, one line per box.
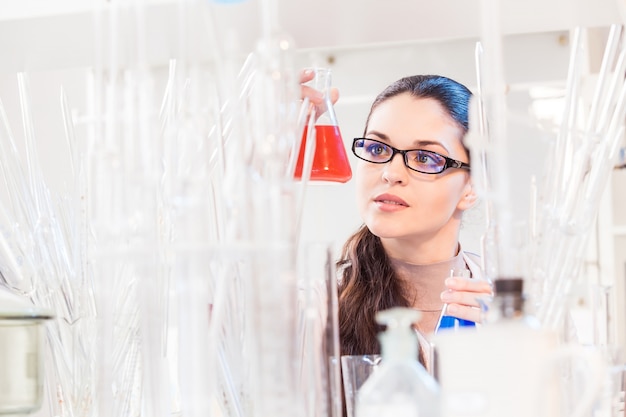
[301, 71, 493, 371]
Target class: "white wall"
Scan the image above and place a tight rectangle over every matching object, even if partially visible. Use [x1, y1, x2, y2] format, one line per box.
[0, 31, 573, 257]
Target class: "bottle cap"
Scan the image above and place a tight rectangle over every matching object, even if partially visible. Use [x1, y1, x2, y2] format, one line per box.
[494, 278, 523, 294]
[376, 307, 421, 361]
[493, 278, 525, 318]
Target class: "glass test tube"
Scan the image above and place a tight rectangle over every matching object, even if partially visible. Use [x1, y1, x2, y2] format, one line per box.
[436, 268, 475, 333]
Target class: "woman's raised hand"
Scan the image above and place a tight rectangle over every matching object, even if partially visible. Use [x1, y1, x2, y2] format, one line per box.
[299, 69, 339, 110]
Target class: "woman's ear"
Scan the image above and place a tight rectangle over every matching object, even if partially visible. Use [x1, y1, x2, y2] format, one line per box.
[458, 181, 478, 211]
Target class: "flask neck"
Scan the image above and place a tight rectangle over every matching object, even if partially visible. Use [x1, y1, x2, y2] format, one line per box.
[312, 68, 332, 95]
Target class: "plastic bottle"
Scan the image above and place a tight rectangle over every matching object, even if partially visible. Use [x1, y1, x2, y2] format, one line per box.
[355, 307, 441, 417]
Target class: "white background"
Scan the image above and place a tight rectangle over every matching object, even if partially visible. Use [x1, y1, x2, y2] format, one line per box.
[0, 0, 625, 348]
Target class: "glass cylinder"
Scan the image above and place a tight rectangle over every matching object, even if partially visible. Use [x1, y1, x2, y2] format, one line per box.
[0, 322, 45, 415]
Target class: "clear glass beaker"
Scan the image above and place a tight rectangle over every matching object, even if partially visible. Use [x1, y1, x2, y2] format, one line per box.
[294, 68, 352, 183]
[341, 354, 382, 417]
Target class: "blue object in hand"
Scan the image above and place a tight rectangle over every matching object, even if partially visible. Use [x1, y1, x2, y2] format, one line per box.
[436, 315, 476, 332]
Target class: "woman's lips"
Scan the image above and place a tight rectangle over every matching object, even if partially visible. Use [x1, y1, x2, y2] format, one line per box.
[374, 193, 408, 211]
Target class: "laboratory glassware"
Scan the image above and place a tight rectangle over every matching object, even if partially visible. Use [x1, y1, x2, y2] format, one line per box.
[341, 354, 382, 417]
[434, 278, 605, 417]
[436, 268, 475, 333]
[294, 68, 352, 183]
[0, 288, 53, 416]
[355, 307, 440, 417]
[297, 242, 342, 417]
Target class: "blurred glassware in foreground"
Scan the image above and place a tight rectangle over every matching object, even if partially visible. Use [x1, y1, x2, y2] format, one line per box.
[356, 307, 440, 417]
[435, 278, 605, 417]
[0, 287, 53, 416]
[341, 354, 382, 417]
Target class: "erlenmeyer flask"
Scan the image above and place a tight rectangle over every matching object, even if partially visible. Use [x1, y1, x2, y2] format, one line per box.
[294, 68, 352, 183]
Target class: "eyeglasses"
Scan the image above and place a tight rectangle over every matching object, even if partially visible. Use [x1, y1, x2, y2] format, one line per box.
[352, 138, 471, 175]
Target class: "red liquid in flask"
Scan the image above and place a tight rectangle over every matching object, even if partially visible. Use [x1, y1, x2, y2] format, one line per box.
[294, 125, 352, 183]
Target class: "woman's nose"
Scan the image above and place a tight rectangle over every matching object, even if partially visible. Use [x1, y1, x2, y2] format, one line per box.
[381, 153, 408, 184]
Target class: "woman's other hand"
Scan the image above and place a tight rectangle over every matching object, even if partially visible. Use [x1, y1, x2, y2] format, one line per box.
[440, 276, 493, 323]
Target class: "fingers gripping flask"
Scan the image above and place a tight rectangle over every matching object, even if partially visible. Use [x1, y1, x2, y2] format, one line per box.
[294, 68, 352, 183]
[436, 268, 476, 333]
[355, 307, 441, 417]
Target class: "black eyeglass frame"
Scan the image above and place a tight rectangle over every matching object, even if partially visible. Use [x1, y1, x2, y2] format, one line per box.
[351, 138, 471, 175]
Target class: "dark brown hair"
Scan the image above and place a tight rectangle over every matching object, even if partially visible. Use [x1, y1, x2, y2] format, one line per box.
[337, 75, 472, 359]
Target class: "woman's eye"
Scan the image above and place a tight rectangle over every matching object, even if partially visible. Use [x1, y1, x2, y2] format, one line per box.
[367, 144, 387, 155]
[415, 151, 439, 165]
[418, 154, 431, 163]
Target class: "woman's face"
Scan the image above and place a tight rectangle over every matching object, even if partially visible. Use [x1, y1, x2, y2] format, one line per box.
[356, 93, 473, 251]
